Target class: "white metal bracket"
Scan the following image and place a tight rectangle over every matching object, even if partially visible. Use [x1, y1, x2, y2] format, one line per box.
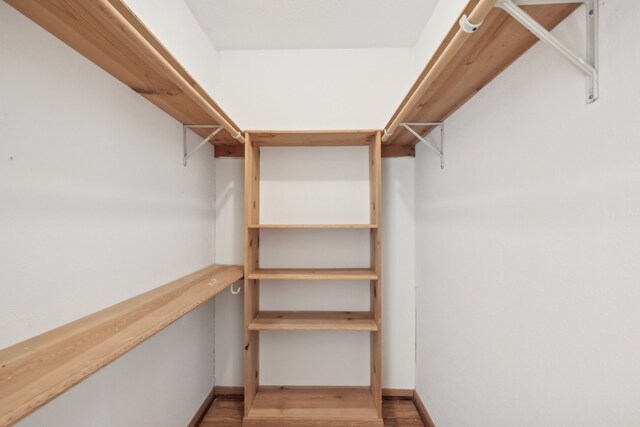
[498, 0, 599, 103]
[183, 125, 223, 166]
[401, 122, 445, 169]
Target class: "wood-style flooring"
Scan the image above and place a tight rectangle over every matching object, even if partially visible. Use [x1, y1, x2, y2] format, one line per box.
[199, 397, 425, 426]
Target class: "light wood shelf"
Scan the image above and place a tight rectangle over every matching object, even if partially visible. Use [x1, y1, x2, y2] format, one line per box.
[5, 0, 242, 145]
[383, 0, 579, 150]
[249, 311, 377, 331]
[0, 264, 243, 426]
[248, 130, 378, 147]
[248, 268, 378, 281]
[244, 386, 384, 427]
[248, 224, 378, 229]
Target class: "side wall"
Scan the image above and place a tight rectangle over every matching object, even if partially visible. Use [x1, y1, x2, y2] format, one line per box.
[213, 48, 416, 389]
[414, 2, 640, 426]
[0, 3, 217, 425]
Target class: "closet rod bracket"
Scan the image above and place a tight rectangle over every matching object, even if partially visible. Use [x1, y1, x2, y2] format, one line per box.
[499, 0, 599, 103]
[183, 125, 223, 166]
[401, 122, 444, 169]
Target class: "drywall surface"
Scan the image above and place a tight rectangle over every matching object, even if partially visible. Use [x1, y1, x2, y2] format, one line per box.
[414, 2, 640, 426]
[1, 3, 216, 425]
[124, 0, 221, 94]
[411, 0, 467, 77]
[214, 48, 415, 130]
[213, 47, 416, 388]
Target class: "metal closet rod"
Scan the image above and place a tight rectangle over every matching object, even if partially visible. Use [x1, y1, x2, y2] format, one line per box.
[96, 0, 245, 144]
[382, 0, 498, 143]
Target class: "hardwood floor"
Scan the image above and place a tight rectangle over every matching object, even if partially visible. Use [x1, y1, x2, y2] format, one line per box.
[199, 397, 425, 426]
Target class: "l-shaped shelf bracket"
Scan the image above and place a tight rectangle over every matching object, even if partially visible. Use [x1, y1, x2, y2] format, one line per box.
[401, 122, 445, 169]
[499, 0, 599, 103]
[183, 125, 222, 166]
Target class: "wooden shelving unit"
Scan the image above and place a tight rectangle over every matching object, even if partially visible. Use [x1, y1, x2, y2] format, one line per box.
[243, 131, 383, 426]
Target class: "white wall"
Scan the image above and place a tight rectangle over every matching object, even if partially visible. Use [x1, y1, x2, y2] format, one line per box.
[214, 48, 415, 130]
[1, 2, 217, 425]
[414, 2, 640, 426]
[124, 0, 221, 95]
[213, 48, 416, 388]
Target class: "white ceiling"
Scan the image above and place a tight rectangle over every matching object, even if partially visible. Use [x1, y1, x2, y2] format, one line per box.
[185, 0, 440, 50]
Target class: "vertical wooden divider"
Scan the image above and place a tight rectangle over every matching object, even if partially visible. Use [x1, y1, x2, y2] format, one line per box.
[244, 132, 260, 417]
[369, 131, 383, 417]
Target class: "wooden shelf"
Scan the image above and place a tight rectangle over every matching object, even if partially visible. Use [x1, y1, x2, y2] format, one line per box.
[6, 0, 242, 145]
[0, 264, 243, 426]
[248, 268, 377, 281]
[247, 130, 378, 147]
[383, 1, 579, 151]
[244, 387, 383, 427]
[248, 224, 377, 229]
[249, 311, 377, 331]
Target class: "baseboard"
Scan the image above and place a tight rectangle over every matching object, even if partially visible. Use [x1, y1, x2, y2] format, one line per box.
[413, 390, 436, 427]
[214, 386, 414, 400]
[381, 388, 414, 399]
[214, 385, 244, 399]
[187, 387, 216, 427]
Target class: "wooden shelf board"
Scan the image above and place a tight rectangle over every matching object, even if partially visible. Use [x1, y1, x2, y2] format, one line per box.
[249, 311, 377, 331]
[384, 2, 579, 148]
[6, 0, 240, 145]
[247, 130, 378, 147]
[0, 264, 243, 426]
[215, 143, 414, 158]
[248, 268, 378, 281]
[248, 224, 377, 229]
[244, 386, 383, 427]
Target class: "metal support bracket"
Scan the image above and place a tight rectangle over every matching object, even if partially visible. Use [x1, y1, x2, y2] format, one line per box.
[401, 122, 445, 169]
[498, 0, 599, 103]
[183, 125, 223, 166]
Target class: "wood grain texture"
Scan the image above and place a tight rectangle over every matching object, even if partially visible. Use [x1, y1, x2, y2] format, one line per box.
[248, 269, 378, 281]
[384, 1, 579, 146]
[249, 311, 377, 331]
[243, 387, 384, 427]
[0, 264, 243, 426]
[369, 132, 383, 417]
[201, 395, 423, 427]
[244, 132, 261, 416]
[248, 130, 378, 147]
[5, 0, 242, 144]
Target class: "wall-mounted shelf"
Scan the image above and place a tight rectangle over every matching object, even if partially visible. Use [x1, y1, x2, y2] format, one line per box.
[0, 264, 243, 426]
[6, 0, 243, 146]
[383, 0, 579, 150]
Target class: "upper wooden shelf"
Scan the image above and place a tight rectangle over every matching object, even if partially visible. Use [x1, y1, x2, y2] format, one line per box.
[248, 224, 378, 229]
[248, 130, 378, 147]
[6, 0, 242, 145]
[0, 264, 243, 426]
[383, 1, 579, 149]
